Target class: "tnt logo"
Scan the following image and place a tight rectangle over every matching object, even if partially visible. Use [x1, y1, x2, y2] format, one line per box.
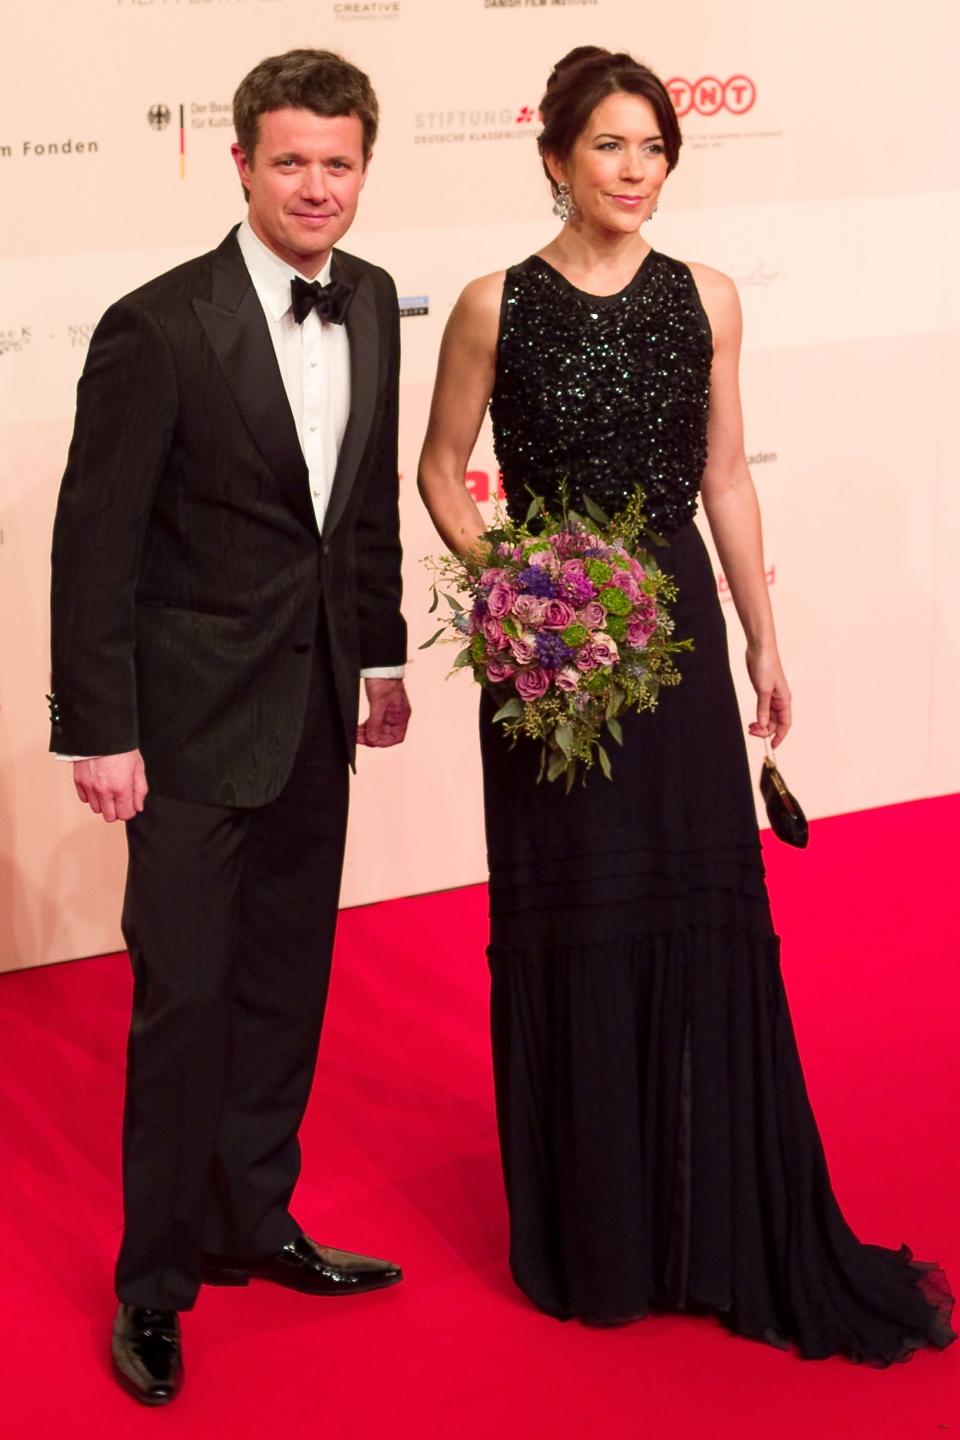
[515, 106, 537, 124]
[665, 76, 756, 118]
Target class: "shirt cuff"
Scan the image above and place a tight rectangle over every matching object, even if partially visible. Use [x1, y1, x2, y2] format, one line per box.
[360, 666, 405, 680]
[54, 754, 96, 761]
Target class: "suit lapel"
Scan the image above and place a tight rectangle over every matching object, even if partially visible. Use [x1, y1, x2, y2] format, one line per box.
[322, 254, 379, 540]
[192, 230, 316, 536]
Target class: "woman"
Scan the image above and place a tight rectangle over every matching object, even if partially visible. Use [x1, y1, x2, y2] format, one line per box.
[418, 46, 953, 1362]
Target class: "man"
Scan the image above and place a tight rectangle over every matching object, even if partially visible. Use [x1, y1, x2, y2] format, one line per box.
[49, 49, 411, 1406]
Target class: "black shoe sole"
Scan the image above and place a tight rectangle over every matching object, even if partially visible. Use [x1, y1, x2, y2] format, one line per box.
[202, 1263, 404, 1295]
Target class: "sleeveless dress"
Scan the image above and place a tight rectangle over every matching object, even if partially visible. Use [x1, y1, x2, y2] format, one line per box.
[480, 251, 954, 1362]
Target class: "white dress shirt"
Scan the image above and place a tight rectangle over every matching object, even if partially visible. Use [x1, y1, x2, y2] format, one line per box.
[58, 222, 403, 757]
[236, 220, 403, 681]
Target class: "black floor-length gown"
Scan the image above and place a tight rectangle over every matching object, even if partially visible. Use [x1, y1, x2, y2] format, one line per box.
[480, 251, 954, 1362]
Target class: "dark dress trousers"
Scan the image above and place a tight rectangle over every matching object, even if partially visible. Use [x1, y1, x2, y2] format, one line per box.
[49, 228, 406, 1309]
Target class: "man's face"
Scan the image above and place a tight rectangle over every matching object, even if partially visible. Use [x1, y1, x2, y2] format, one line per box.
[231, 106, 368, 277]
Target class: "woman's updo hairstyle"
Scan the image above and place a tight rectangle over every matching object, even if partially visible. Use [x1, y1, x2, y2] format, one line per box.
[537, 46, 682, 197]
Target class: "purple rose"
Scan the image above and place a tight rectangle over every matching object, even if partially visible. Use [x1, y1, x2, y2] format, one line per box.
[591, 636, 620, 667]
[555, 666, 581, 692]
[482, 616, 506, 648]
[515, 666, 551, 700]
[486, 581, 516, 618]
[575, 645, 597, 672]
[510, 636, 536, 665]
[486, 657, 516, 683]
[560, 559, 587, 580]
[543, 599, 577, 630]
[512, 593, 547, 625]
[579, 601, 606, 629]
[480, 567, 507, 587]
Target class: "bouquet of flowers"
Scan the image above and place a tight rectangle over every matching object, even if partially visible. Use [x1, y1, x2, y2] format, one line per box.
[422, 489, 692, 787]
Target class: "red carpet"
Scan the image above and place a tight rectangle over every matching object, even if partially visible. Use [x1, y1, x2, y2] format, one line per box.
[1, 795, 957, 1438]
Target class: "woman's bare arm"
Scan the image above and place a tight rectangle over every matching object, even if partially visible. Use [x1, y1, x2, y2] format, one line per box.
[418, 272, 504, 557]
[689, 262, 792, 746]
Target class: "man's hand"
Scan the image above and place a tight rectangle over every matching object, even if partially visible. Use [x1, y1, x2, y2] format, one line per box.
[73, 750, 149, 822]
[357, 678, 411, 748]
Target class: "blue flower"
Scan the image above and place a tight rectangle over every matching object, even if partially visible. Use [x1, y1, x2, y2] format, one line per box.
[535, 632, 574, 670]
[517, 566, 554, 598]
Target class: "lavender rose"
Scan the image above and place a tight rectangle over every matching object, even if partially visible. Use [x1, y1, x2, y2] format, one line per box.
[579, 600, 606, 629]
[486, 581, 516, 618]
[510, 636, 537, 665]
[543, 599, 577, 630]
[611, 569, 642, 603]
[575, 645, 597, 672]
[486, 657, 516, 683]
[626, 615, 653, 648]
[512, 593, 547, 625]
[482, 616, 506, 648]
[514, 666, 551, 700]
[555, 666, 581, 692]
[591, 635, 620, 667]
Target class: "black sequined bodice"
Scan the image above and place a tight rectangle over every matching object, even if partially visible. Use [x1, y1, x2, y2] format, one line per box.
[490, 252, 713, 534]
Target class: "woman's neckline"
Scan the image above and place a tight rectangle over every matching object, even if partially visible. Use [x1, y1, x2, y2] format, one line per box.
[530, 248, 657, 302]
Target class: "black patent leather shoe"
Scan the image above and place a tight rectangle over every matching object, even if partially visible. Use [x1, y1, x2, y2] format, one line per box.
[202, 1233, 403, 1296]
[111, 1304, 183, 1406]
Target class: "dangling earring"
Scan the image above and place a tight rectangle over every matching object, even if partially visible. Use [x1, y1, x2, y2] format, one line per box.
[645, 202, 658, 224]
[552, 181, 576, 223]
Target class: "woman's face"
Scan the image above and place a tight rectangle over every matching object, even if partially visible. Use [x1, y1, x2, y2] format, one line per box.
[551, 91, 669, 234]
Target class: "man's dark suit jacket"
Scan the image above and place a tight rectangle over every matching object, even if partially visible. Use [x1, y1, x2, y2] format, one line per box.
[50, 227, 406, 807]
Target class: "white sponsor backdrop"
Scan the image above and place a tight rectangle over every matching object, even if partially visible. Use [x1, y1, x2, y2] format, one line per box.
[1, 0, 958, 969]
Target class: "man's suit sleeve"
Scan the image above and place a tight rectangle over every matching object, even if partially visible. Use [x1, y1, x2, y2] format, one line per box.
[49, 299, 177, 756]
[354, 275, 407, 670]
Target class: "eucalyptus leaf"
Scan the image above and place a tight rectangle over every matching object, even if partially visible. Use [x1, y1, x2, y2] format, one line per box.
[582, 494, 610, 527]
[443, 591, 465, 612]
[597, 744, 613, 780]
[606, 715, 624, 746]
[428, 585, 439, 615]
[525, 494, 544, 523]
[492, 697, 524, 723]
[418, 628, 446, 650]
[451, 648, 473, 669]
[555, 722, 574, 759]
[547, 752, 569, 783]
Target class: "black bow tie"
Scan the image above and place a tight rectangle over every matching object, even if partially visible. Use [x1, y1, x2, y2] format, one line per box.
[290, 274, 353, 326]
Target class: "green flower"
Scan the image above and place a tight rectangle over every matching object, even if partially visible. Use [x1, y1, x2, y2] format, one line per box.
[600, 586, 632, 616]
[561, 623, 589, 648]
[605, 614, 628, 642]
[585, 559, 612, 585]
[470, 633, 487, 664]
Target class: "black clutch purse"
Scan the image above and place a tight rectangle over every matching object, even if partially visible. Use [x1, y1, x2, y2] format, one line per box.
[759, 742, 809, 848]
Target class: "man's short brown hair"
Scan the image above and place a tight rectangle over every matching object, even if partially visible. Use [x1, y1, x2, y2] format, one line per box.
[233, 48, 379, 163]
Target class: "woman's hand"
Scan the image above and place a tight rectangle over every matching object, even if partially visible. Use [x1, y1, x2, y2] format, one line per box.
[745, 646, 792, 748]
